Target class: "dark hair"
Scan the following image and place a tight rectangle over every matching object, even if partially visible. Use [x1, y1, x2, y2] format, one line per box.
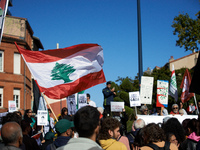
[134, 128, 145, 147]
[21, 120, 31, 132]
[166, 132, 175, 142]
[182, 119, 191, 136]
[142, 123, 165, 144]
[86, 93, 90, 99]
[61, 107, 68, 118]
[23, 109, 33, 123]
[187, 118, 200, 135]
[162, 118, 185, 143]
[2, 112, 22, 125]
[1, 122, 22, 145]
[106, 81, 111, 85]
[98, 117, 121, 140]
[74, 106, 100, 138]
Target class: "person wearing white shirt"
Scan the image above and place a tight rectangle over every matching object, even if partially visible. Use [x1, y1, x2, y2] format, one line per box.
[86, 93, 96, 107]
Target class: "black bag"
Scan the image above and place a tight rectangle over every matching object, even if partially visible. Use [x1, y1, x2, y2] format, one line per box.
[147, 141, 170, 150]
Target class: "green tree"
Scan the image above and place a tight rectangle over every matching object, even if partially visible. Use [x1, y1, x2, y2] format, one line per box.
[51, 62, 76, 83]
[172, 11, 200, 52]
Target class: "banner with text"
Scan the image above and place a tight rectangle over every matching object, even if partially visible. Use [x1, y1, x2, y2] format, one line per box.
[129, 91, 141, 107]
[111, 102, 124, 112]
[157, 80, 169, 107]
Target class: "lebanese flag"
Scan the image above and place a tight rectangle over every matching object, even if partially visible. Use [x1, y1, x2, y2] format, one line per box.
[15, 43, 106, 99]
[180, 69, 194, 103]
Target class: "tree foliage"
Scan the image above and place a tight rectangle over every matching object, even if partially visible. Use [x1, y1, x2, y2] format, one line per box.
[172, 11, 200, 52]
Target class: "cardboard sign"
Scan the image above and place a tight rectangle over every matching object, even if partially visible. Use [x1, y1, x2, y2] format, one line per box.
[129, 91, 141, 107]
[8, 101, 17, 112]
[37, 110, 48, 126]
[78, 94, 87, 109]
[67, 94, 77, 115]
[157, 80, 169, 107]
[140, 76, 154, 104]
[111, 102, 124, 112]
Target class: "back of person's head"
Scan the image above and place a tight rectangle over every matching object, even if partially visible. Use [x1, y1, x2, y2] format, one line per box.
[186, 118, 198, 135]
[21, 119, 31, 132]
[182, 118, 191, 136]
[2, 112, 22, 125]
[1, 122, 23, 146]
[98, 117, 120, 140]
[74, 106, 100, 138]
[134, 128, 145, 147]
[142, 123, 165, 144]
[162, 117, 185, 143]
[134, 119, 145, 129]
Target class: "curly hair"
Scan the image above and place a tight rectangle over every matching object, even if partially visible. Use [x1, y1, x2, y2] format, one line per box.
[2, 112, 22, 125]
[98, 117, 121, 140]
[142, 123, 165, 144]
[162, 118, 185, 143]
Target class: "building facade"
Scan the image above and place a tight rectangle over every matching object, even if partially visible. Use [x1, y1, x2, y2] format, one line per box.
[0, 15, 43, 113]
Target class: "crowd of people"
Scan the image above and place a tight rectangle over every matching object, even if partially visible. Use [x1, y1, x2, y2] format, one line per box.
[0, 104, 199, 150]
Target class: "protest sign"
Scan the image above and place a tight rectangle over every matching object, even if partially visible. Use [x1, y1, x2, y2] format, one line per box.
[111, 102, 124, 112]
[129, 91, 141, 107]
[140, 76, 154, 104]
[78, 94, 87, 109]
[8, 101, 17, 112]
[157, 80, 169, 107]
[67, 94, 77, 115]
[37, 110, 48, 125]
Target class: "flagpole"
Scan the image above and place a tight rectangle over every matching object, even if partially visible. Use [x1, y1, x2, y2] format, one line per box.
[57, 43, 62, 111]
[41, 92, 58, 122]
[193, 94, 199, 114]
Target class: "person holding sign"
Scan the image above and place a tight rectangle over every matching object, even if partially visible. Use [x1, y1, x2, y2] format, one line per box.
[102, 81, 116, 117]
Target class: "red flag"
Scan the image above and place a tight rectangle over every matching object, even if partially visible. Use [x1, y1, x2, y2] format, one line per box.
[180, 69, 194, 103]
[15, 43, 106, 99]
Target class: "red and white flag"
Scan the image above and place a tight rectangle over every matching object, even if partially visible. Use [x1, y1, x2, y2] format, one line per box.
[180, 69, 194, 103]
[15, 43, 106, 99]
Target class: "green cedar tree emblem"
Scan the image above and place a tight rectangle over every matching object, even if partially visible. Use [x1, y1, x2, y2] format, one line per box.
[50, 62, 76, 83]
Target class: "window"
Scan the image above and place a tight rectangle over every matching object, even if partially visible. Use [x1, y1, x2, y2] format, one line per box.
[0, 51, 4, 72]
[13, 89, 20, 109]
[14, 53, 21, 74]
[0, 88, 3, 107]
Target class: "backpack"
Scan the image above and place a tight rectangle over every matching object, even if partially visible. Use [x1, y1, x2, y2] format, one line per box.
[147, 141, 170, 150]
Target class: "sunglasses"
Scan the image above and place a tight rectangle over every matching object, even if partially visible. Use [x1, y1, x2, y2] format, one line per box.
[144, 110, 148, 112]
[173, 107, 178, 109]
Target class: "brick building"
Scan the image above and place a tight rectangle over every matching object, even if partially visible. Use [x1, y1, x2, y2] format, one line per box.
[0, 13, 43, 113]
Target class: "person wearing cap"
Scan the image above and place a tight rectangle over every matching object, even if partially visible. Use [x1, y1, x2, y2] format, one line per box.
[41, 132, 55, 150]
[46, 119, 74, 150]
[102, 81, 116, 117]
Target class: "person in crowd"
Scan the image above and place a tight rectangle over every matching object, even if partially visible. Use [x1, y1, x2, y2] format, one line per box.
[162, 118, 185, 146]
[195, 100, 200, 115]
[58, 107, 73, 121]
[87, 93, 96, 107]
[118, 135, 130, 150]
[182, 119, 191, 137]
[98, 117, 127, 150]
[57, 106, 103, 150]
[140, 105, 148, 115]
[133, 128, 145, 150]
[139, 123, 178, 150]
[170, 104, 179, 115]
[24, 109, 35, 128]
[46, 119, 74, 150]
[58, 107, 68, 120]
[102, 81, 116, 117]
[112, 108, 128, 135]
[179, 101, 187, 115]
[166, 132, 179, 148]
[180, 118, 200, 150]
[1, 122, 23, 150]
[21, 120, 40, 150]
[187, 102, 196, 115]
[41, 132, 55, 150]
[152, 107, 168, 116]
[126, 119, 145, 150]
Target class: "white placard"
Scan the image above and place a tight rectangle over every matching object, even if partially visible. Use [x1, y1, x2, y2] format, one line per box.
[37, 110, 48, 126]
[78, 94, 87, 109]
[129, 91, 141, 107]
[67, 94, 77, 115]
[157, 80, 169, 107]
[8, 101, 17, 112]
[111, 102, 124, 112]
[140, 76, 154, 104]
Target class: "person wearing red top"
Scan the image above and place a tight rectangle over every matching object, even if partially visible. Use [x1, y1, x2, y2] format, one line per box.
[170, 104, 179, 115]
